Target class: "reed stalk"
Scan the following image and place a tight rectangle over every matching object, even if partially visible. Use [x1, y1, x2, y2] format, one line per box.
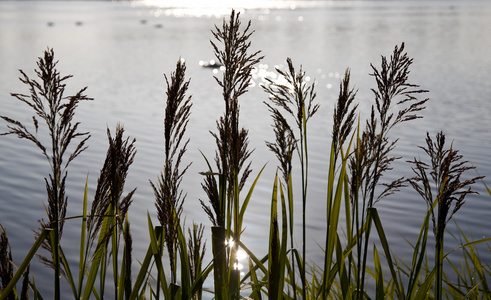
[408, 131, 483, 300]
[321, 68, 357, 298]
[265, 98, 296, 297]
[150, 57, 193, 290]
[1, 49, 91, 300]
[347, 42, 428, 299]
[263, 57, 319, 299]
[2, 15, 491, 300]
[200, 9, 262, 299]
[83, 124, 136, 300]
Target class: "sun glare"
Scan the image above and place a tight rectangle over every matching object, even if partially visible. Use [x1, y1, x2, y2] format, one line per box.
[133, 0, 326, 18]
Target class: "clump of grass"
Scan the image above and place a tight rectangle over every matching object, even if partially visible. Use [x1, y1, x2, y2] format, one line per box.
[445, 224, 491, 299]
[348, 42, 429, 298]
[263, 57, 319, 298]
[187, 223, 207, 299]
[0, 48, 91, 299]
[321, 68, 358, 298]
[264, 86, 297, 297]
[200, 9, 263, 299]
[147, 57, 209, 300]
[83, 124, 136, 300]
[408, 131, 484, 300]
[2, 12, 491, 300]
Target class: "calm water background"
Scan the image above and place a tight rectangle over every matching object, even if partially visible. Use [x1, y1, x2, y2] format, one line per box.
[1, 0, 491, 297]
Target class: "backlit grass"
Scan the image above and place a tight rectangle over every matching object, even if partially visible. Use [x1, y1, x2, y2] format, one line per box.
[1, 10, 490, 300]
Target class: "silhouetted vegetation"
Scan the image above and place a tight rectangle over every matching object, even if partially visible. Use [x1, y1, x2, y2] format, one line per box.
[1, 10, 490, 300]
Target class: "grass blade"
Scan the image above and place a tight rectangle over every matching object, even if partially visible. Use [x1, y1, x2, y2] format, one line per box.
[239, 164, 267, 230]
[369, 207, 404, 299]
[0, 229, 51, 300]
[374, 245, 384, 300]
[78, 176, 89, 297]
[82, 204, 114, 300]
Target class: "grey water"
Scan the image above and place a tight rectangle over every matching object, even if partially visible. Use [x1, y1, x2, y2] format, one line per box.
[1, 0, 491, 297]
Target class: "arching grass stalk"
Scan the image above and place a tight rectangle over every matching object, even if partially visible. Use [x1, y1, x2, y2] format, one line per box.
[263, 58, 319, 299]
[350, 43, 428, 299]
[408, 131, 483, 300]
[200, 9, 263, 299]
[0, 49, 91, 300]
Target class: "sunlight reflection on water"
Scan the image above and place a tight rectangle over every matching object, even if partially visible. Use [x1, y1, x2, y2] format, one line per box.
[132, 0, 336, 17]
[1, 0, 491, 298]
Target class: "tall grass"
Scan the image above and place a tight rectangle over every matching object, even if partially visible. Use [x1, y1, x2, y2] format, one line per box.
[408, 132, 484, 300]
[1, 10, 491, 300]
[263, 57, 319, 299]
[0, 49, 91, 300]
[200, 10, 263, 299]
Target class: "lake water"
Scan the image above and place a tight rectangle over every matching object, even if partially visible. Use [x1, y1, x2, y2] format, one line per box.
[1, 0, 491, 297]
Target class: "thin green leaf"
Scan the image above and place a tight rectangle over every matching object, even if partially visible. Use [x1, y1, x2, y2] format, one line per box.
[374, 245, 384, 300]
[128, 245, 154, 300]
[59, 246, 77, 298]
[407, 210, 430, 299]
[0, 229, 51, 300]
[239, 164, 267, 228]
[370, 207, 404, 299]
[414, 269, 435, 299]
[78, 175, 89, 297]
[82, 204, 113, 300]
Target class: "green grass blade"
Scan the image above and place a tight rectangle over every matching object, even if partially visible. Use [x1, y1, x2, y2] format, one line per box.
[414, 269, 435, 299]
[82, 204, 113, 300]
[191, 262, 213, 296]
[146, 214, 170, 298]
[0, 229, 51, 300]
[238, 240, 268, 275]
[321, 143, 347, 297]
[78, 175, 89, 297]
[177, 224, 191, 299]
[128, 245, 154, 300]
[112, 218, 119, 300]
[335, 233, 349, 298]
[239, 164, 267, 229]
[247, 258, 263, 300]
[118, 216, 131, 300]
[369, 207, 404, 299]
[373, 245, 384, 300]
[407, 210, 430, 299]
[29, 275, 44, 300]
[278, 182, 288, 299]
[147, 213, 159, 255]
[268, 172, 279, 299]
[59, 245, 77, 298]
[445, 237, 491, 255]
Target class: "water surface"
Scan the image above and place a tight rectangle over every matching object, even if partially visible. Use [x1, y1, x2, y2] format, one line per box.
[1, 0, 491, 297]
